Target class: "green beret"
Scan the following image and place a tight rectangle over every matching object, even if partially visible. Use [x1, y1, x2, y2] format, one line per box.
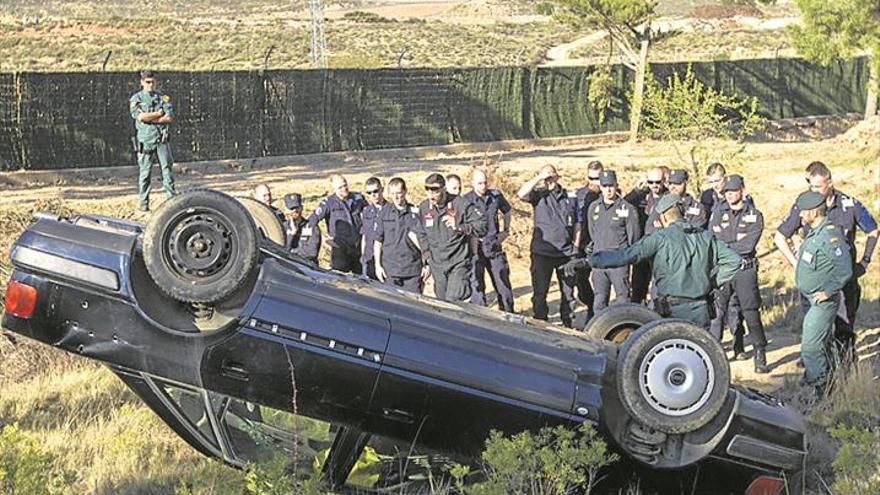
[655, 193, 681, 214]
[796, 191, 826, 211]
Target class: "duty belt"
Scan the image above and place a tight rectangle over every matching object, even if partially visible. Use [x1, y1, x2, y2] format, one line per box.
[654, 294, 708, 317]
[661, 295, 708, 305]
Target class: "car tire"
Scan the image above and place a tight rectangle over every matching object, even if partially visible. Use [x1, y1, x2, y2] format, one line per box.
[143, 189, 259, 304]
[617, 319, 730, 434]
[584, 303, 661, 343]
[237, 197, 286, 246]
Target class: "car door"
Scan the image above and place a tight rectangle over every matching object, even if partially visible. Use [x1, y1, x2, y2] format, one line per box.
[201, 259, 391, 427]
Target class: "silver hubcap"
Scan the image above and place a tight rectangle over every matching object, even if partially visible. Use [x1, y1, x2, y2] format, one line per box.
[639, 339, 714, 416]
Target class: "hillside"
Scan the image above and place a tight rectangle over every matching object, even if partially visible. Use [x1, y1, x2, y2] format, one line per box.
[0, 0, 805, 71]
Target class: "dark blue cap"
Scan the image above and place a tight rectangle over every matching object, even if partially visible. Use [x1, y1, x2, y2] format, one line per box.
[599, 170, 618, 186]
[668, 169, 689, 184]
[283, 193, 303, 210]
[722, 174, 744, 191]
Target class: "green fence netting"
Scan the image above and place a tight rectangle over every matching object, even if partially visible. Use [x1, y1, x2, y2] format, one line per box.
[0, 57, 870, 170]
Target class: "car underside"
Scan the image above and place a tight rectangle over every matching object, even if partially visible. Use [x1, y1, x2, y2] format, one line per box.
[2, 190, 807, 494]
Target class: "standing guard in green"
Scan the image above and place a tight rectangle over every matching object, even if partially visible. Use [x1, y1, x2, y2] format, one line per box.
[130, 70, 175, 212]
[792, 191, 853, 394]
[571, 194, 741, 328]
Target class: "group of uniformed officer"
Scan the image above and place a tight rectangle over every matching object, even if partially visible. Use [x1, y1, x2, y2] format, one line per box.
[271, 159, 874, 396]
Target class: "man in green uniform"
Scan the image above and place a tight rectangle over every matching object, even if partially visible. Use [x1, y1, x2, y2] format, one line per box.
[569, 194, 741, 328]
[793, 191, 853, 394]
[129, 70, 175, 212]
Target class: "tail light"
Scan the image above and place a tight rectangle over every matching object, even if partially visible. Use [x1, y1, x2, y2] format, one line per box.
[745, 475, 785, 495]
[4, 280, 38, 318]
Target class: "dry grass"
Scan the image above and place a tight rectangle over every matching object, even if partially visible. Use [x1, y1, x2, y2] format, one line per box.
[0, 17, 574, 72]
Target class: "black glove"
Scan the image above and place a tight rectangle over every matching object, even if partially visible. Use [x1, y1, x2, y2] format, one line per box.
[853, 262, 867, 279]
[563, 257, 589, 278]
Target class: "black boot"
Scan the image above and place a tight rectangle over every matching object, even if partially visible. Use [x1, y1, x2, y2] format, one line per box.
[754, 347, 770, 374]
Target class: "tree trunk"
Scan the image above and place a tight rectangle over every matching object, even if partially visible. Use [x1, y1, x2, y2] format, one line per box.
[866, 57, 878, 117]
[629, 25, 651, 142]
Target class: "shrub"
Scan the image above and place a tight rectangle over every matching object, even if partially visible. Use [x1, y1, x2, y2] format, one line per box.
[829, 425, 880, 495]
[341, 11, 394, 23]
[535, 2, 555, 16]
[640, 65, 766, 180]
[455, 422, 619, 495]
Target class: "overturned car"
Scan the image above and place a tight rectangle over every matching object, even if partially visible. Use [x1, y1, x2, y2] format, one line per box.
[2, 190, 806, 493]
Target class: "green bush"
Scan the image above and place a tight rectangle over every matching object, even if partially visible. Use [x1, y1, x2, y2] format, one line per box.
[0, 423, 68, 495]
[454, 422, 619, 495]
[829, 425, 880, 495]
[341, 11, 394, 23]
[641, 65, 765, 142]
[535, 2, 555, 16]
[640, 65, 766, 178]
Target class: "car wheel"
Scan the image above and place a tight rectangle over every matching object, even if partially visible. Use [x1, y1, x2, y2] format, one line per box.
[237, 197, 286, 246]
[617, 319, 730, 434]
[143, 189, 259, 304]
[584, 303, 661, 344]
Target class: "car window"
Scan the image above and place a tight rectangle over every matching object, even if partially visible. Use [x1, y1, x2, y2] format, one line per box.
[219, 398, 334, 472]
[158, 381, 220, 450]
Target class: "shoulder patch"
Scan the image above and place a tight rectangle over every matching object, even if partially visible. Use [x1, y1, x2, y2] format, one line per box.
[162, 94, 171, 102]
[568, 191, 578, 198]
[834, 246, 843, 257]
[130, 100, 139, 108]
[842, 197, 855, 208]
[490, 189, 500, 197]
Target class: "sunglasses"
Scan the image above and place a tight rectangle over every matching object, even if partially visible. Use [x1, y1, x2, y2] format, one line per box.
[647, 180, 663, 184]
[425, 186, 442, 192]
[587, 175, 601, 181]
[365, 189, 381, 195]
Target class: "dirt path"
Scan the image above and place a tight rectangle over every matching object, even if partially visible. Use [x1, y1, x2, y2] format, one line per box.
[540, 15, 800, 66]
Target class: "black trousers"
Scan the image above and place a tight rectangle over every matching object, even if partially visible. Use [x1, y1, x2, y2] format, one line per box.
[710, 265, 766, 349]
[330, 245, 362, 274]
[388, 275, 422, 294]
[630, 259, 651, 304]
[430, 261, 471, 302]
[530, 253, 576, 328]
[592, 266, 630, 313]
[575, 265, 595, 319]
[471, 251, 515, 313]
[834, 277, 861, 353]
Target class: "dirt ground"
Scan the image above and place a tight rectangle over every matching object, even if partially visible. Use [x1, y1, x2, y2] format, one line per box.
[1, 124, 878, 398]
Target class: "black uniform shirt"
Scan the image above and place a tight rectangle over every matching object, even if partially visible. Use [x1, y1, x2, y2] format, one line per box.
[777, 189, 877, 258]
[576, 186, 601, 248]
[417, 194, 487, 268]
[375, 202, 423, 278]
[625, 187, 663, 234]
[587, 195, 641, 251]
[361, 201, 385, 264]
[709, 198, 764, 257]
[308, 193, 366, 248]
[463, 189, 511, 254]
[645, 192, 708, 233]
[284, 217, 321, 262]
[701, 188, 723, 213]
[525, 186, 578, 258]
